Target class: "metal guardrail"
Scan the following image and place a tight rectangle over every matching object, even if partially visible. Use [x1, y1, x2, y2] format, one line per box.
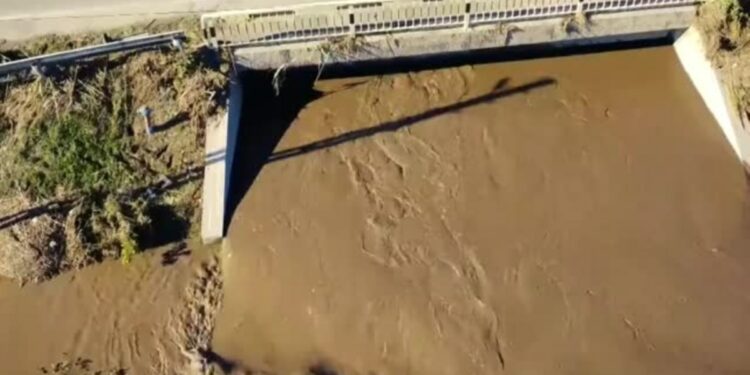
[0, 31, 185, 78]
[201, 0, 701, 48]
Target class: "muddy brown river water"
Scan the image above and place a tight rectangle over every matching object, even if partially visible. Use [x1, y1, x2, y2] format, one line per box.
[1, 45, 750, 375]
[214, 46, 750, 375]
[0, 243, 222, 374]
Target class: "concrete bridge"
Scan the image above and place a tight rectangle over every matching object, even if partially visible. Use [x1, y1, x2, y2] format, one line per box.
[2, 0, 700, 56]
[5, 0, 740, 245]
[201, 0, 701, 69]
[201, 0, 743, 243]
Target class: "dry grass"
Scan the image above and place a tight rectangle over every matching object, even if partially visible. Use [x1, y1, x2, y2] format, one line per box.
[319, 35, 370, 60]
[0, 19, 228, 283]
[313, 35, 372, 84]
[697, 0, 750, 119]
[0, 197, 63, 284]
[698, 0, 750, 59]
[317, 35, 370, 70]
[561, 9, 590, 35]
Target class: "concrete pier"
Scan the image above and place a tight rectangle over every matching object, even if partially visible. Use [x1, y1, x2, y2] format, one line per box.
[201, 78, 243, 244]
[674, 26, 750, 167]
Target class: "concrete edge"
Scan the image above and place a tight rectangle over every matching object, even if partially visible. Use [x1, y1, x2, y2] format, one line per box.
[235, 6, 697, 70]
[224, 78, 244, 215]
[206, 9, 745, 244]
[673, 26, 750, 166]
[201, 78, 243, 244]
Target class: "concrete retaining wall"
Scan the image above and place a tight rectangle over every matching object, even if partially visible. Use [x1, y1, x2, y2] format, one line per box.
[201, 78, 243, 244]
[674, 26, 750, 167]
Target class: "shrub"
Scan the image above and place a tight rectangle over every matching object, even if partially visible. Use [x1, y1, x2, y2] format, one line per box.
[16, 114, 133, 200]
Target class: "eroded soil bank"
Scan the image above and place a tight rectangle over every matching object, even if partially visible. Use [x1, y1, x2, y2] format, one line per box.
[214, 46, 750, 375]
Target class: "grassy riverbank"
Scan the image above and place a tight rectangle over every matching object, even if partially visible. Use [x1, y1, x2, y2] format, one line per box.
[0, 18, 228, 283]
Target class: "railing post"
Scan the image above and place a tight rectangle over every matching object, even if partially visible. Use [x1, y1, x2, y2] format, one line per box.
[464, 0, 471, 29]
[349, 7, 356, 36]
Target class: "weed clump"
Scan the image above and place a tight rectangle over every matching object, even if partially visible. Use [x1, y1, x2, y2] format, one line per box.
[561, 9, 590, 35]
[319, 35, 370, 61]
[0, 203, 63, 285]
[315, 36, 371, 81]
[697, 0, 750, 126]
[699, 0, 750, 58]
[12, 115, 133, 199]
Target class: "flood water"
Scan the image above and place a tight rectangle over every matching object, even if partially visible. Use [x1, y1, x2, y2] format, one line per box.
[0, 45, 749, 375]
[0, 244, 217, 374]
[214, 46, 750, 375]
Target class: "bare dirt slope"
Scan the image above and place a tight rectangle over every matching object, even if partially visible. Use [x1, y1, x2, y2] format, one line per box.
[214, 46, 750, 375]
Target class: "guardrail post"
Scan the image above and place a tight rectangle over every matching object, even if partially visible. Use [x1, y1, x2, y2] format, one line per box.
[349, 8, 356, 36]
[464, 0, 471, 29]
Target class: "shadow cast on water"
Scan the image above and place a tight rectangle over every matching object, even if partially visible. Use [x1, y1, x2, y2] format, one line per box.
[161, 242, 191, 266]
[198, 348, 343, 375]
[308, 363, 340, 375]
[199, 348, 244, 374]
[225, 70, 555, 230]
[225, 68, 326, 227]
[268, 77, 555, 163]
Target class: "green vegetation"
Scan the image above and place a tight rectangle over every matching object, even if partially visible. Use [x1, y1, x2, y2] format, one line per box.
[14, 114, 132, 199]
[0, 20, 228, 281]
[100, 196, 147, 265]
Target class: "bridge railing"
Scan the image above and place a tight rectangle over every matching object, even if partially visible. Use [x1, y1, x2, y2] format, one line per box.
[201, 0, 700, 48]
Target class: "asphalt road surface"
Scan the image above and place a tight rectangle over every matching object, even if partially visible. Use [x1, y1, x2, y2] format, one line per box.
[0, 0, 327, 41]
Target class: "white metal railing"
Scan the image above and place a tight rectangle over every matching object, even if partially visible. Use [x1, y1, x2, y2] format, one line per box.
[201, 0, 701, 48]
